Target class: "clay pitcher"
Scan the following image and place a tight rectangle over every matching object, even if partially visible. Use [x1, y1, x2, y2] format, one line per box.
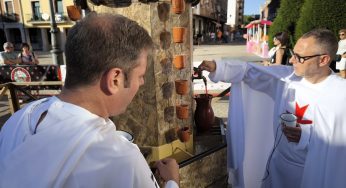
[194, 94, 214, 132]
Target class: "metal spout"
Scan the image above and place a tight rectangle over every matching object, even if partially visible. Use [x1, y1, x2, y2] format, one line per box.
[191, 67, 207, 87]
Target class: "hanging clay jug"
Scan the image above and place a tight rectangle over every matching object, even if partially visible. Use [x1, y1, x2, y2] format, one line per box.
[176, 104, 189, 119]
[173, 55, 185, 70]
[172, 27, 185, 43]
[171, 0, 184, 14]
[194, 94, 214, 132]
[177, 126, 190, 142]
[66, 5, 81, 21]
[175, 79, 189, 95]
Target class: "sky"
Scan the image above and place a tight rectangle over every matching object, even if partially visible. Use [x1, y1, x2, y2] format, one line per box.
[244, 0, 266, 15]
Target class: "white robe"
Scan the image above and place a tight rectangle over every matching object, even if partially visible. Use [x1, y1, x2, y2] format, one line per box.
[209, 60, 346, 188]
[336, 39, 346, 70]
[0, 96, 178, 188]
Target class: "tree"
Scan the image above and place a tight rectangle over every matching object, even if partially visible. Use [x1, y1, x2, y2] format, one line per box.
[243, 15, 256, 26]
[295, 0, 346, 41]
[268, 0, 304, 48]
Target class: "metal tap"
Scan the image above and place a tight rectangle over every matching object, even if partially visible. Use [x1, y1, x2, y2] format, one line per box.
[191, 67, 207, 86]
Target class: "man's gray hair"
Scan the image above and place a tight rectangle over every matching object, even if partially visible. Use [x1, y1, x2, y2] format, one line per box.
[64, 13, 153, 89]
[301, 29, 338, 61]
[3, 42, 13, 49]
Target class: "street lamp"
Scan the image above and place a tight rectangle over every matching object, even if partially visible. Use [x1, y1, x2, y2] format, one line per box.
[48, 0, 64, 65]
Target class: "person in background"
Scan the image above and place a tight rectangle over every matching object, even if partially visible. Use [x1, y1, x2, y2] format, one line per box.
[217, 29, 223, 43]
[197, 33, 202, 46]
[210, 31, 216, 42]
[199, 28, 346, 188]
[336, 29, 346, 78]
[0, 13, 179, 188]
[18, 42, 39, 65]
[0, 42, 20, 65]
[265, 32, 291, 66]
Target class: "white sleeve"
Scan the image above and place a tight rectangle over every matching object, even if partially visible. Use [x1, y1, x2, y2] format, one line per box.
[208, 59, 247, 83]
[296, 124, 312, 150]
[164, 180, 179, 188]
[209, 59, 293, 99]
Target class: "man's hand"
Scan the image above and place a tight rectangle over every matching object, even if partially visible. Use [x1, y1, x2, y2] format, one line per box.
[282, 123, 301, 143]
[154, 158, 179, 185]
[198, 60, 216, 73]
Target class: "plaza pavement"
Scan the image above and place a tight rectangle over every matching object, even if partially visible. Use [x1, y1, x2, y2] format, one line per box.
[192, 42, 264, 118]
[0, 42, 265, 126]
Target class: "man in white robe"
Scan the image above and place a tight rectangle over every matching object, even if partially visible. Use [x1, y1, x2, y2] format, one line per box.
[0, 14, 179, 188]
[199, 29, 346, 188]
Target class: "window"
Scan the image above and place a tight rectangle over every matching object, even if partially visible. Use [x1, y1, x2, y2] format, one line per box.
[32, 1, 41, 20]
[4, 1, 14, 15]
[55, 0, 64, 14]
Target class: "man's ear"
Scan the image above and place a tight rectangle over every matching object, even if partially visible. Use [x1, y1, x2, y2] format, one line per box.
[319, 55, 331, 67]
[103, 68, 124, 95]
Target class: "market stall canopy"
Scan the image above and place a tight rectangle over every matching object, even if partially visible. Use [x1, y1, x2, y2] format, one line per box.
[245, 20, 272, 28]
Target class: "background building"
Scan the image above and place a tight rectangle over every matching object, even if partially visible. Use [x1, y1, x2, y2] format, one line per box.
[226, 0, 244, 29]
[192, 0, 228, 42]
[0, 0, 25, 50]
[0, 0, 77, 51]
[260, 0, 280, 21]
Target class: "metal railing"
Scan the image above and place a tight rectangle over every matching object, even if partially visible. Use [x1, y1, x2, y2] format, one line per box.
[0, 13, 19, 22]
[26, 13, 69, 23]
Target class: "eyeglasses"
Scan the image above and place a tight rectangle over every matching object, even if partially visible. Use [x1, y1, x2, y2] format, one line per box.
[289, 50, 326, 64]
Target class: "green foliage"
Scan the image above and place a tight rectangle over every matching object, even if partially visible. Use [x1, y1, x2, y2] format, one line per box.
[268, 0, 304, 48]
[243, 15, 256, 26]
[295, 0, 346, 41]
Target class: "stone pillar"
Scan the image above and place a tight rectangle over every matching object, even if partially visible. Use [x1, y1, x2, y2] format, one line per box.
[41, 28, 50, 51]
[90, 1, 194, 163]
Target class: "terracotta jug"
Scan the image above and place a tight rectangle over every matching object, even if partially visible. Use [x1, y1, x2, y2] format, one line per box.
[175, 79, 189, 95]
[194, 94, 214, 132]
[171, 0, 184, 14]
[172, 27, 185, 43]
[173, 55, 185, 70]
[176, 104, 189, 119]
[177, 126, 190, 142]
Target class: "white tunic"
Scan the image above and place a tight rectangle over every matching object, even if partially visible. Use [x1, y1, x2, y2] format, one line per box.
[209, 60, 346, 188]
[0, 96, 178, 188]
[336, 39, 346, 70]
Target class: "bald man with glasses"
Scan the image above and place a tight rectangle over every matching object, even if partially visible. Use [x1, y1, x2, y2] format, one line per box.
[198, 28, 346, 188]
[0, 42, 20, 65]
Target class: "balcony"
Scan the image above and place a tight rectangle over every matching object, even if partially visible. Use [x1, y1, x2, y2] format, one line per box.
[0, 13, 19, 22]
[26, 13, 71, 25]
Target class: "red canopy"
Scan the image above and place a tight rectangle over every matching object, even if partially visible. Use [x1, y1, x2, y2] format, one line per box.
[245, 20, 272, 28]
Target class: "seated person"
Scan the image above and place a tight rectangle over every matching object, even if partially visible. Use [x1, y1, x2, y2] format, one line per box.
[264, 32, 291, 66]
[18, 42, 39, 65]
[0, 42, 20, 65]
